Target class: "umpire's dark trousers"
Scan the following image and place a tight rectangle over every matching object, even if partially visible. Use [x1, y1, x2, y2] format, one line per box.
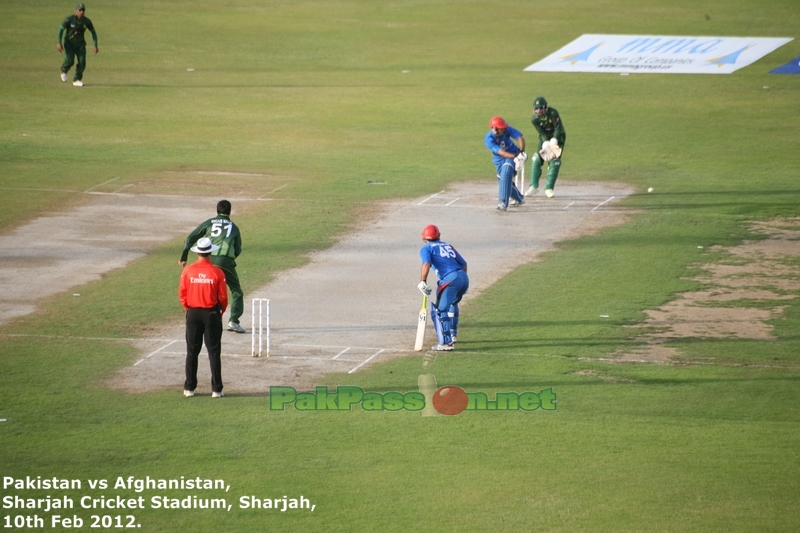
[184, 306, 223, 393]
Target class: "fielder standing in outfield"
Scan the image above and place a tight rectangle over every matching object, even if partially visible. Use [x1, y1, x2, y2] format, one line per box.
[179, 238, 228, 398]
[418, 225, 469, 351]
[179, 200, 245, 333]
[484, 117, 527, 211]
[526, 96, 566, 198]
[57, 3, 98, 87]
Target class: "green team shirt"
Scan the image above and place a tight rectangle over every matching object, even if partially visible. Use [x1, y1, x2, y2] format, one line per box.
[531, 107, 566, 147]
[58, 15, 98, 47]
[180, 214, 242, 263]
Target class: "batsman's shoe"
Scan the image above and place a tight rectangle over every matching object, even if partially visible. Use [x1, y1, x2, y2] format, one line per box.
[227, 321, 246, 333]
[212, 391, 225, 398]
[510, 198, 525, 207]
[422, 353, 436, 369]
[72, 80, 83, 87]
[432, 343, 454, 351]
[525, 186, 538, 196]
[450, 335, 457, 343]
[545, 189, 555, 198]
[60, 72, 68, 82]
[496, 203, 507, 212]
[183, 390, 195, 398]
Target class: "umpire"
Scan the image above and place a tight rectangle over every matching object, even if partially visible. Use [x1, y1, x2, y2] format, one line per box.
[179, 238, 228, 398]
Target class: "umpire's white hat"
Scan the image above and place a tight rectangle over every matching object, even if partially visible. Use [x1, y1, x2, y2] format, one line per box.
[190, 237, 219, 254]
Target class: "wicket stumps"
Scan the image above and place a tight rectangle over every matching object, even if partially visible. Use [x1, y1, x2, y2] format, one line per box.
[251, 298, 270, 357]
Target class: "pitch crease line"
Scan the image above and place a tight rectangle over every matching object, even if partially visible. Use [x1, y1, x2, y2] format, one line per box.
[563, 201, 575, 210]
[348, 349, 385, 374]
[270, 355, 362, 361]
[332, 347, 351, 360]
[134, 340, 178, 366]
[259, 184, 288, 199]
[282, 342, 404, 352]
[591, 196, 615, 212]
[84, 176, 120, 193]
[445, 198, 461, 206]
[416, 190, 445, 206]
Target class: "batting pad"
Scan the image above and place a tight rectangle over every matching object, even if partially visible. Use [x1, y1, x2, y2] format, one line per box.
[429, 301, 445, 345]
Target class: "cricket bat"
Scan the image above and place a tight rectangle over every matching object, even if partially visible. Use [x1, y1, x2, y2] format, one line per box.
[515, 160, 525, 192]
[413, 294, 428, 351]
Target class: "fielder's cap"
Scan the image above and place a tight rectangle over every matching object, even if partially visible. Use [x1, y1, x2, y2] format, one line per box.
[533, 96, 548, 108]
[76, 3, 86, 9]
[190, 237, 220, 254]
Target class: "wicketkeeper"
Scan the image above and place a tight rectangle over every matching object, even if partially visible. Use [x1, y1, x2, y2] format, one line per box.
[526, 96, 566, 198]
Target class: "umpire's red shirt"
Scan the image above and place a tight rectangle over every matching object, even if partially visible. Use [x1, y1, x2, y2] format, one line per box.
[179, 257, 228, 312]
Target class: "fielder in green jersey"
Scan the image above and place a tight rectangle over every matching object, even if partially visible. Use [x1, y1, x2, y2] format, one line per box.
[527, 96, 566, 198]
[180, 200, 246, 333]
[57, 3, 98, 86]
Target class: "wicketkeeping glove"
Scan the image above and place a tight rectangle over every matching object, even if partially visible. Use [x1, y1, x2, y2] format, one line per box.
[548, 139, 562, 157]
[539, 141, 562, 162]
[418, 281, 432, 296]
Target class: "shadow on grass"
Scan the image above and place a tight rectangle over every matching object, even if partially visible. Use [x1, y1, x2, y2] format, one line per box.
[627, 188, 800, 212]
[217, 371, 800, 400]
[450, 374, 800, 390]
[86, 83, 419, 89]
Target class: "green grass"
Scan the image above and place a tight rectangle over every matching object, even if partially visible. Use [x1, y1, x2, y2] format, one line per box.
[2, 0, 800, 531]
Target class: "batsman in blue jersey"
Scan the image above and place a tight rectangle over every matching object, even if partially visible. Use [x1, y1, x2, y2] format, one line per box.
[418, 225, 469, 351]
[484, 116, 527, 211]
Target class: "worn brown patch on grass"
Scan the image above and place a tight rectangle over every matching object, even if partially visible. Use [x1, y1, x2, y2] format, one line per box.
[616, 218, 800, 363]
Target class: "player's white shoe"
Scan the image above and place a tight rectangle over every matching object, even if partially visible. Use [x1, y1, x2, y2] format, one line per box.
[183, 390, 195, 397]
[60, 72, 68, 82]
[545, 189, 555, 198]
[496, 203, 507, 211]
[525, 186, 538, 196]
[432, 343, 454, 351]
[72, 80, 83, 87]
[510, 198, 525, 207]
[450, 335, 457, 343]
[212, 391, 225, 398]
[227, 321, 246, 333]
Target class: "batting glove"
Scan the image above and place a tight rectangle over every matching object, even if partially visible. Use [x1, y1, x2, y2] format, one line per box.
[514, 152, 527, 171]
[418, 281, 432, 296]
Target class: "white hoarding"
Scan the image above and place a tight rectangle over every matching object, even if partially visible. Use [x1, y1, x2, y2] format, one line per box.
[524, 34, 793, 74]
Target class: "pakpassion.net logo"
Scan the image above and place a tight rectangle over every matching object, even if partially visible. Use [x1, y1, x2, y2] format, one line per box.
[269, 376, 555, 417]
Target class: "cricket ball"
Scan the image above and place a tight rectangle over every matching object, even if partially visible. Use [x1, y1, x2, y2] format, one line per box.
[433, 386, 469, 416]
[550, 138, 558, 146]
[647, 187, 654, 193]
